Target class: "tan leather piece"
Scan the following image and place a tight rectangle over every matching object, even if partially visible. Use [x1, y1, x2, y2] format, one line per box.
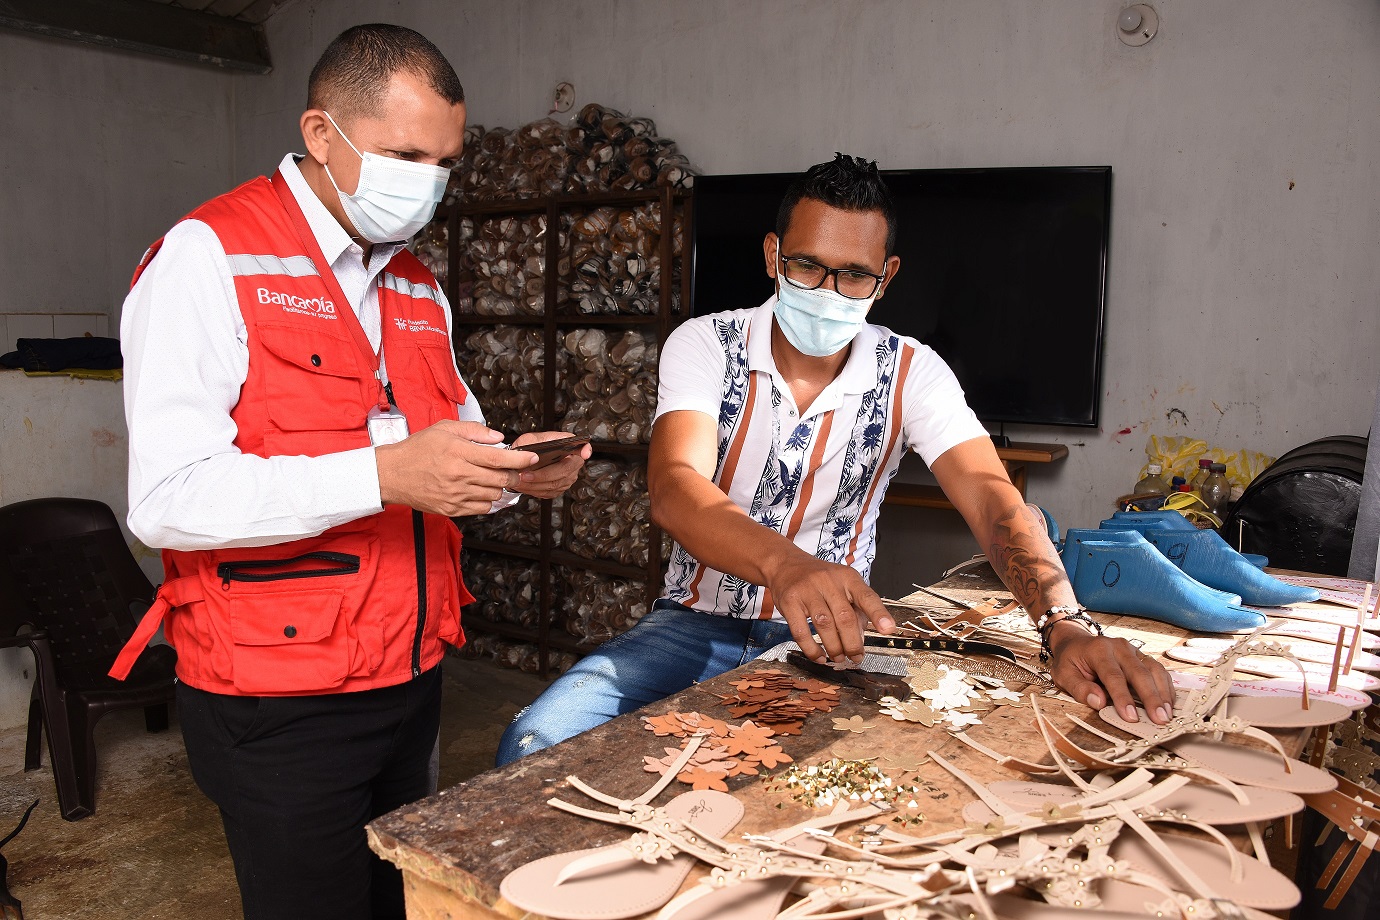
[498, 790, 744, 920]
[651, 835, 827, 920]
[1107, 831, 1300, 910]
[1163, 645, 1380, 693]
[965, 778, 1304, 827]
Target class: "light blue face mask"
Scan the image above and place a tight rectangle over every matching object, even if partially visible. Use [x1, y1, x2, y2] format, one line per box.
[772, 260, 878, 357]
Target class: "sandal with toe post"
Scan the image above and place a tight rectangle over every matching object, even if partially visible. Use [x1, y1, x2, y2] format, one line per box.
[499, 736, 748, 919]
[921, 753, 1301, 912]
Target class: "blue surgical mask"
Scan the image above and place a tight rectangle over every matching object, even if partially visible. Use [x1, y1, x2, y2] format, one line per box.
[772, 273, 876, 357]
[322, 112, 450, 244]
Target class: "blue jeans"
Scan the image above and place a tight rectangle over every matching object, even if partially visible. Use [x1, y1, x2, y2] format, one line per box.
[495, 599, 795, 766]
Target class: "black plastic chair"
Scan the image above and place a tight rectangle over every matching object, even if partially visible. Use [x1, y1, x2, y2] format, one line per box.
[0, 498, 176, 821]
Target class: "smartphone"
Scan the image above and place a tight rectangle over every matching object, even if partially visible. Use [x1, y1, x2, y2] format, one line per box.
[513, 435, 591, 470]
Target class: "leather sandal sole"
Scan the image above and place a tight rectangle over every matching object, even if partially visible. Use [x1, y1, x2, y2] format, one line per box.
[1170, 670, 1372, 711]
[1163, 645, 1380, 693]
[1097, 703, 1337, 794]
[1185, 636, 1380, 672]
[962, 779, 1304, 827]
[499, 789, 744, 920]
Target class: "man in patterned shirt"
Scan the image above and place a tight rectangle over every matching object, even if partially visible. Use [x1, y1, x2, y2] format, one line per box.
[496, 154, 1172, 765]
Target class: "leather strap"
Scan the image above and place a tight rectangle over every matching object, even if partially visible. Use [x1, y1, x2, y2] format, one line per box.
[1325, 834, 1376, 909]
[785, 650, 912, 701]
[864, 633, 1018, 664]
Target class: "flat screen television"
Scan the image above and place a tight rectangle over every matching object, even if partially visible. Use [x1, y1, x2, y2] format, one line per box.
[690, 166, 1111, 428]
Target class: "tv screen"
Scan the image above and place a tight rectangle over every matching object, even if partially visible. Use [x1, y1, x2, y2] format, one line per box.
[690, 167, 1111, 428]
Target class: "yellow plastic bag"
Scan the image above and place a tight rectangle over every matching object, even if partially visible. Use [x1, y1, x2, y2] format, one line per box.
[1139, 435, 1275, 501]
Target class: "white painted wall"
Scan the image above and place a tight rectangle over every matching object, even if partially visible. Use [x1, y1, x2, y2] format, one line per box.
[239, 0, 1380, 593]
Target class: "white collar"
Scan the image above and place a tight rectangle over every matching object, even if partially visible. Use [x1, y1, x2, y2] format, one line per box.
[277, 153, 405, 268]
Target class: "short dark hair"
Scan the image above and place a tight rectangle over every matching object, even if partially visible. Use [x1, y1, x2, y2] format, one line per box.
[775, 153, 898, 255]
[308, 24, 464, 120]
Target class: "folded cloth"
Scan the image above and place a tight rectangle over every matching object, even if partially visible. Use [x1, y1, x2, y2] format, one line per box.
[0, 336, 122, 372]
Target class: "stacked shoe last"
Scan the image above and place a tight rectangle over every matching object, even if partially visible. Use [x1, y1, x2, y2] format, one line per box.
[1099, 512, 1320, 607]
[1060, 528, 1266, 633]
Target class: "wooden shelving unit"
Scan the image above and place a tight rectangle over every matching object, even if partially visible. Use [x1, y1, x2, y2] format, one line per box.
[439, 186, 692, 674]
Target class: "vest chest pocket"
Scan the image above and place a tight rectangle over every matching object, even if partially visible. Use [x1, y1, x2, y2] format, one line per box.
[398, 343, 468, 427]
[256, 324, 369, 453]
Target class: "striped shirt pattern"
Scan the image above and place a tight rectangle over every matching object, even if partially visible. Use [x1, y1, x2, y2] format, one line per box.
[657, 300, 986, 621]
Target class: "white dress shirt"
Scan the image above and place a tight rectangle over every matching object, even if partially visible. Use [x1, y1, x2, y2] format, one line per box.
[123, 154, 489, 552]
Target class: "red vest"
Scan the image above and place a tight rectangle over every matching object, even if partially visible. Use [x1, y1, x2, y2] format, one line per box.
[111, 173, 475, 696]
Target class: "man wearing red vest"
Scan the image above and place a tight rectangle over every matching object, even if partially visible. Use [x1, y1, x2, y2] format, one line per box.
[114, 24, 587, 920]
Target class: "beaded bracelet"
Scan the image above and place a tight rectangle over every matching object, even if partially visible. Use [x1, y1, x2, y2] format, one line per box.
[1037, 607, 1103, 664]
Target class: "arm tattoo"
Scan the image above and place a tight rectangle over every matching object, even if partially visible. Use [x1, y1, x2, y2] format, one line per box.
[987, 503, 1075, 614]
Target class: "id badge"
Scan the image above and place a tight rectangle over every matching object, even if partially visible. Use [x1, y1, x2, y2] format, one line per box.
[367, 405, 410, 446]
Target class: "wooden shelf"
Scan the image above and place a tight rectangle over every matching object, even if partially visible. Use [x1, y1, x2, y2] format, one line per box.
[462, 539, 541, 561]
[550, 548, 647, 581]
[883, 440, 1068, 510]
[452, 314, 663, 328]
[879, 483, 953, 510]
[462, 619, 595, 657]
[995, 442, 1069, 464]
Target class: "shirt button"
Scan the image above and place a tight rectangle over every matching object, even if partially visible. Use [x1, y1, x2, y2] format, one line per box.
[283, 625, 298, 638]
[310, 354, 321, 367]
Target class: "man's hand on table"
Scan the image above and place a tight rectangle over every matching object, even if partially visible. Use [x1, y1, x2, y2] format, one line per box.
[767, 555, 896, 666]
[1046, 620, 1176, 725]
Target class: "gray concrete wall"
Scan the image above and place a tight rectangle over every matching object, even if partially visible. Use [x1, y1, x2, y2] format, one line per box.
[0, 29, 237, 337]
[240, 0, 1380, 595]
[0, 32, 235, 729]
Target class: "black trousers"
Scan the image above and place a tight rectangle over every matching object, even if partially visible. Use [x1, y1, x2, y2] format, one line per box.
[177, 666, 442, 920]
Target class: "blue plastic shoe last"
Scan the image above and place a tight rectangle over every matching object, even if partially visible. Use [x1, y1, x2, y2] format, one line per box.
[1134, 528, 1320, 608]
[1103, 512, 1269, 568]
[1060, 529, 1265, 633]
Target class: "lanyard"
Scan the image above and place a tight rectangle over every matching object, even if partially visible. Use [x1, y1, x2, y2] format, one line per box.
[269, 169, 391, 412]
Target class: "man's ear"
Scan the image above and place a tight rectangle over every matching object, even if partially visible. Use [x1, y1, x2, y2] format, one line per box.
[300, 110, 331, 166]
[874, 254, 901, 300]
[763, 233, 780, 280]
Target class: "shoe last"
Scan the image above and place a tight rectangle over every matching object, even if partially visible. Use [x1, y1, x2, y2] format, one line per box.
[1137, 529, 1320, 607]
[1102, 513, 1270, 569]
[1060, 529, 1265, 633]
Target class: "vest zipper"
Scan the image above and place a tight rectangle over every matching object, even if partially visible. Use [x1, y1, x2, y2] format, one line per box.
[411, 510, 426, 678]
[217, 551, 360, 588]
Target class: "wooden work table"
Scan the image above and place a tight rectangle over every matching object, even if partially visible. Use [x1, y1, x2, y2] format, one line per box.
[368, 566, 1311, 919]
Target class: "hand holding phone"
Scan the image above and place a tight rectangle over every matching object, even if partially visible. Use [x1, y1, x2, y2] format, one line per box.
[513, 434, 591, 470]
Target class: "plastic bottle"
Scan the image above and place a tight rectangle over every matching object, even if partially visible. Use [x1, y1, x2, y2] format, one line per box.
[1133, 463, 1171, 496]
[1189, 458, 1213, 496]
[1200, 463, 1231, 516]
[1171, 476, 1189, 493]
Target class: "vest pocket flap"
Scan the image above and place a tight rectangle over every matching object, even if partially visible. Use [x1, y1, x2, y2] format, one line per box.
[229, 588, 345, 646]
[418, 343, 469, 406]
[257, 323, 361, 379]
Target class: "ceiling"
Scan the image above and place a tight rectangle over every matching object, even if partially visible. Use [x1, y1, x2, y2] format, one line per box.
[145, 0, 297, 24]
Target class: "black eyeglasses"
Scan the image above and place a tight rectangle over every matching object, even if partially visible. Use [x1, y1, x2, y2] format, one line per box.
[778, 254, 886, 300]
